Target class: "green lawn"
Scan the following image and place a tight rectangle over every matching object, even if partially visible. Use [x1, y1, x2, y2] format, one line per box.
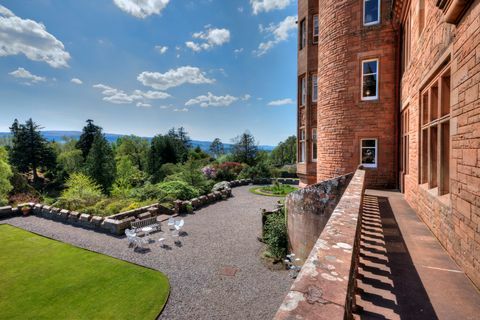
[250, 184, 298, 197]
[0, 224, 169, 320]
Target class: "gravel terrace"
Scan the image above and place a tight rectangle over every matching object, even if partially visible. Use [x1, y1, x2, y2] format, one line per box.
[2, 186, 293, 320]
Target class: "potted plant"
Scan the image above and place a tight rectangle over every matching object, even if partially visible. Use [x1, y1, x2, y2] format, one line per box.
[21, 205, 31, 217]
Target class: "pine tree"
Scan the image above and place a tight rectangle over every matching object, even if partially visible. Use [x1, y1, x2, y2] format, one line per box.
[84, 133, 116, 193]
[232, 131, 258, 166]
[9, 119, 56, 183]
[209, 138, 224, 158]
[76, 119, 102, 160]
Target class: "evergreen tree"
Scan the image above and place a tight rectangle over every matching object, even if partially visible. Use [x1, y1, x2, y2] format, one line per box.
[84, 133, 116, 193]
[76, 119, 102, 159]
[209, 138, 224, 158]
[9, 119, 56, 183]
[167, 127, 190, 162]
[232, 131, 258, 166]
[148, 135, 181, 183]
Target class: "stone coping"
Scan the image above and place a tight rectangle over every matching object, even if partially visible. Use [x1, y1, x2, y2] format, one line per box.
[274, 169, 366, 320]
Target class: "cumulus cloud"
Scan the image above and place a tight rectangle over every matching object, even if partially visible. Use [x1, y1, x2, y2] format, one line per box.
[254, 15, 297, 56]
[136, 102, 152, 108]
[9, 67, 46, 84]
[93, 83, 170, 105]
[185, 92, 239, 108]
[155, 45, 168, 54]
[250, 0, 292, 15]
[0, 5, 70, 68]
[71, 78, 83, 85]
[186, 26, 230, 52]
[268, 98, 294, 106]
[113, 0, 169, 18]
[137, 66, 215, 90]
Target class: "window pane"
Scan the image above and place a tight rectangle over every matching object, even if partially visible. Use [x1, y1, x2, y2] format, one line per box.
[362, 140, 376, 147]
[313, 15, 319, 35]
[364, 0, 379, 24]
[363, 74, 377, 97]
[362, 147, 376, 164]
[363, 60, 377, 74]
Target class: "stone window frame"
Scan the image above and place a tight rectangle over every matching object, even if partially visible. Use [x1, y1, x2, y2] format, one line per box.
[300, 75, 307, 106]
[312, 128, 318, 162]
[299, 18, 307, 50]
[401, 106, 410, 176]
[419, 63, 451, 196]
[312, 74, 318, 103]
[418, 0, 426, 37]
[313, 14, 319, 44]
[363, 0, 381, 26]
[299, 128, 306, 163]
[360, 138, 378, 168]
[361, 58, 379, 101]
[436, 0, 474, 25]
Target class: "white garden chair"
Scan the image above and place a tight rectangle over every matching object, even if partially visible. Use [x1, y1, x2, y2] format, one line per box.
[168, 217, 175, 230]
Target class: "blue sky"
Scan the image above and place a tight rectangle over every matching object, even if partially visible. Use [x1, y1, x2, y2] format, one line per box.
[0, 0, 297, 145]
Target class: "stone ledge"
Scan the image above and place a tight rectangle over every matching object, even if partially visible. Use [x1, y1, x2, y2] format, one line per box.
[274, 169, 366, 320]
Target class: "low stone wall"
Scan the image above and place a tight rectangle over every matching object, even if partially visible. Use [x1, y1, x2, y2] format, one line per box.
[275, 169, 366, 320]
[286, 173, 353, 260]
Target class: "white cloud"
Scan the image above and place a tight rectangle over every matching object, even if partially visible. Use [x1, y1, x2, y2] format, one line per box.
[186, 26, 230, 52]
[155, 45, 168, 54]
[255, 15, 297, 56]
[268, 98, 294, 106]
[174, 108, 188, 112]
[113, 0, 169, 18]
[71, 78, 83, 85]
[136, 102, 152, 108]
[137, 66, 215, 90]
[185, 92, 238, 108]
[242, 94, 251, 101]
[250, 0, 292, 14]
[234, 48, 244, 56]
[93, 83, 170, 105]
[0, 5, 70, 68]
[9, 67, 46, 84]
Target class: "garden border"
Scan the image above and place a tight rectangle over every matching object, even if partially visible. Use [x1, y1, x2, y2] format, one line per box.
[0, 178, 299, 236]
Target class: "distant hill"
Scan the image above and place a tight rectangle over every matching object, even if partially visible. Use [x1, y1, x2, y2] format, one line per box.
[0, 131, 275, 152]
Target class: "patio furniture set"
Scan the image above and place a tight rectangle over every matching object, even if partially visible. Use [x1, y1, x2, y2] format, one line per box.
[125, 216, 185, 250]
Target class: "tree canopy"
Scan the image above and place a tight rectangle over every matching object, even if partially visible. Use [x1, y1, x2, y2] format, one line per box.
[76, 119, 102, 160]
[9, 119, 56, 183]
[232, 131, 258, 166]
[84, 133, 116, 193]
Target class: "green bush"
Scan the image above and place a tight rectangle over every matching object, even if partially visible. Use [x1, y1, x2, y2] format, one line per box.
[263, 209, 288, 260]
[0, 148, 13, 205]
[156, 180, 200, 201]
[55, 173, 104, 211]
[239, 162, 272, 180]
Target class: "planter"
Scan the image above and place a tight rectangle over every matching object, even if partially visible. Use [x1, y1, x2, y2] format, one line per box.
[21, 206, 31, 217]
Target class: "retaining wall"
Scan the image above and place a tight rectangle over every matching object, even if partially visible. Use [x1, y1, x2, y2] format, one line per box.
[275, 169, 366, 319]
[286, 173, 353, 260]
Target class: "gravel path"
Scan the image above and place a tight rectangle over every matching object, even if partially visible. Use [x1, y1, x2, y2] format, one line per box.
[3, 186, 292, 320]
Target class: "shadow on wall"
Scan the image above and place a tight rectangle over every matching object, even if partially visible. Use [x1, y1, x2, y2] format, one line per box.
[286, 173, 354, 260]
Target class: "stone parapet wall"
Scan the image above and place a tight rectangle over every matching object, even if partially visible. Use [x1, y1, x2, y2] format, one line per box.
[275, 169, 366, 320]
[286, 173, 354, 260]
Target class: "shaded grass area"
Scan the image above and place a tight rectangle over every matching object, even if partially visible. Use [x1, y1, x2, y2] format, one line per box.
[0, 224, 169, 320]
[249, 184, 297, 197]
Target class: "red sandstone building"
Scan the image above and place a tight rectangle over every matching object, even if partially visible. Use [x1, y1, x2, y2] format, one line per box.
[297, 0, 480, 287]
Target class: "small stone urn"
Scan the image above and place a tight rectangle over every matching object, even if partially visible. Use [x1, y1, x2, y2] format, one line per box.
[21, 205, 31, 217]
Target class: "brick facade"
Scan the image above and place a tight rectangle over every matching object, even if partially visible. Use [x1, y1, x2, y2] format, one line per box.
[297, 0, 480, 287]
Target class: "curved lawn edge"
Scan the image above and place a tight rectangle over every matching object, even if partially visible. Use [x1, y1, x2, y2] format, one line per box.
[249, 186, 295, 197]
[0, 224, 170, 320]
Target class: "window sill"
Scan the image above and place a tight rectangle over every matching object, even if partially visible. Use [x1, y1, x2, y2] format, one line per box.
[419, 183, 451, 206]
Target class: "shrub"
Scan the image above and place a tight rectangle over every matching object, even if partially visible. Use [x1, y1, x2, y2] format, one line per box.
[0, 147, 13, 205]
[215, 162, 244, 181]
[55, 173, 104, 210]
[239, 162, 272, 180]
[201, 165, 217, 179]
[156, 180, 200, 201]
[263, 209, 288, 260]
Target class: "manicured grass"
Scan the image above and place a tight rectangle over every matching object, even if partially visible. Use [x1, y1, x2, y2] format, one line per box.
[250, 184, 298, 197]
[0, 225, 169, 319]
